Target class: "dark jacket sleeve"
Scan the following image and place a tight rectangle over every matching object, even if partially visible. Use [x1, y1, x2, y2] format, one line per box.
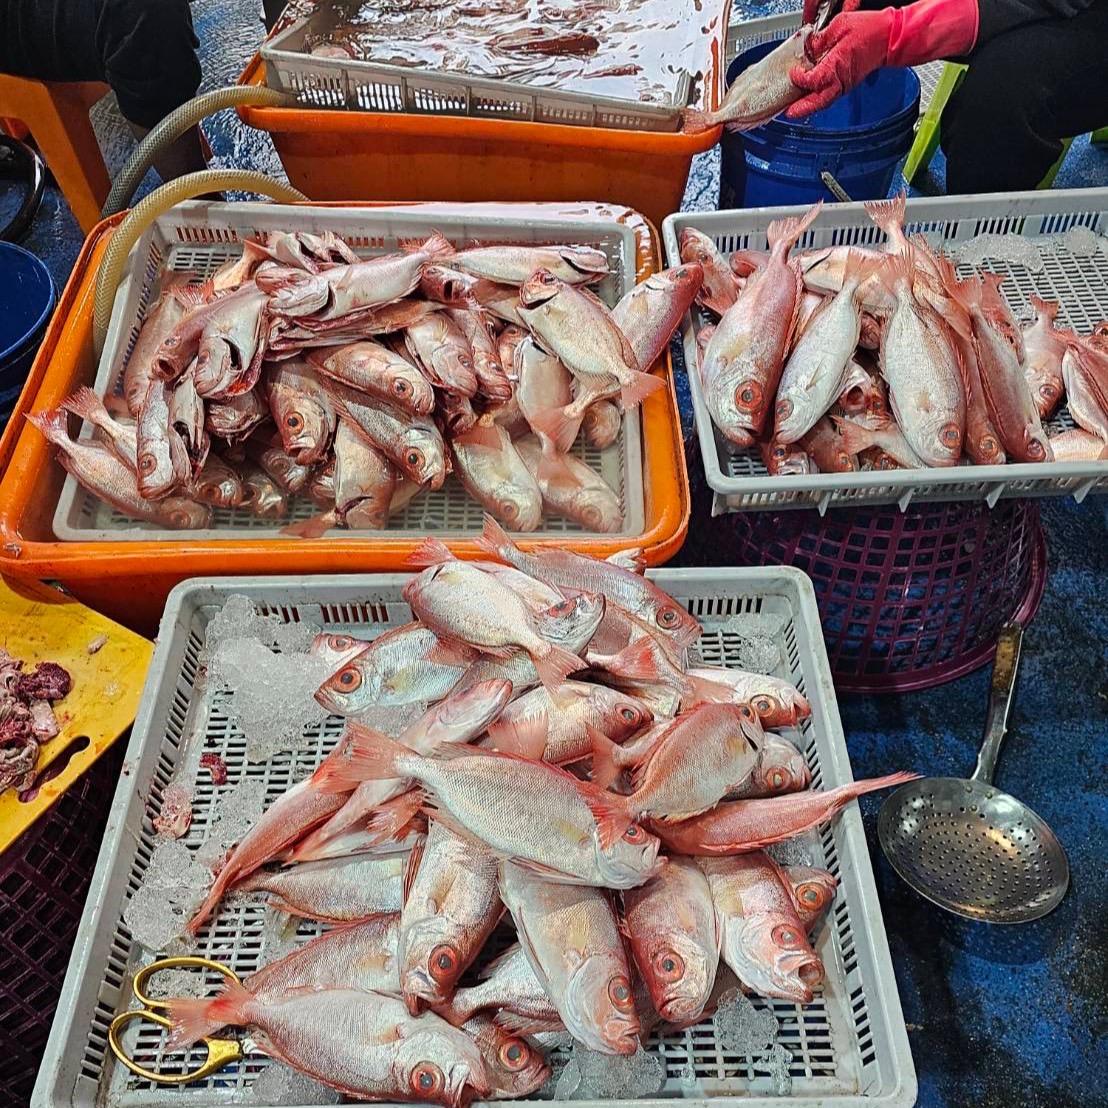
[976, 0, 1103, 42]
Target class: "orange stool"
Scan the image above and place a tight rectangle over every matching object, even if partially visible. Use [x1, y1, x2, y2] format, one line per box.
[0, 77, 110, 233]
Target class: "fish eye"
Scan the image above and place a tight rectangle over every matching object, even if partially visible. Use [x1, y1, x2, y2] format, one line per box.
[459, 354, 473, 369]
[1027, 440, 1047, 460]
[139, 453, 157, 474]
[767, 769, 788, 791]
[406, 449, 423, 468]
[333, 666, 361, 691]
[772, 924, 805, 949]
[393, 378, 411, 396]
[797, 883, 824, 908]
[656, 608, 680, 628]
[410, 1063, 445, 1096]
[498, 1039, 531, 1072]
[622, 824, 644, 843]
[753, 696, 774, 714]
[499, 500, 519, 520]
[653, 950, 685, 983]
[285, 413, 303, 431]
[608, 976, 634, 1011]
[619, 707, 638, 723]
[328, 635, 353, 650]
[169, 510, 190, 528]
[429, 944, 458, 982]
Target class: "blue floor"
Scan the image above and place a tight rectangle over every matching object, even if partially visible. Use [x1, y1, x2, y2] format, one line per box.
[4, 0, 1107, 1105]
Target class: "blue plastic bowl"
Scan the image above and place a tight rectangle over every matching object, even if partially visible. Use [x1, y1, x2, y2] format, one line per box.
[0, 242, 56, 430]
[719, 40, 920, 209]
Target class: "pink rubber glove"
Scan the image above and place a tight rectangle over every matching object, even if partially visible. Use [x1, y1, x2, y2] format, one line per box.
[788, 0, 979, 119]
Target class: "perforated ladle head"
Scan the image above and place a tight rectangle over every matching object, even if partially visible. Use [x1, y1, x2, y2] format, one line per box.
[877, 623, 1069, 924]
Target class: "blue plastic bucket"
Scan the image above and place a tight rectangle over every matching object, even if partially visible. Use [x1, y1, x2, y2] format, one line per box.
[0, 242, 56, 430]
[719, 40, 920, 209]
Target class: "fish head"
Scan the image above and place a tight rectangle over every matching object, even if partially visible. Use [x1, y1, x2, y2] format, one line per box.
[773, 391, 814, 445]
[593, 822, 664, 888]
[562, 246, 610, 281]
[678, 228, 716, 268]
[160, 498, 212, 530]
[272, 388, 329, 461]
[916, 413, 963, 465]
[399, 427, 448, 491]
[463, 1016, 550, 1098]
[788, 867, 838, 931]
[400, 918, 465, 1007]
[597, 688, 654, 741]
[310, 632, 371, 674]
[519, 268, 563, 308]
[747, 682, 810, 729]
[726, 913, 823, 1003]
[546, 593, 606, 654]
[194, 470, 240, 509]
[663, 262, 705, 303]
[1021, 425, 1053, 463]
[569, 485, 623, 534]
[646, 595, 701, 650]
[314, 653, 381, 715]
[705, 377, 757, 448]
[256, 264, 330, 317]
[635, 927, 716, 1025]
[755, 734, 811, 794]
[563, 953, 640, 1055]
[395, 1025, 490, 1106]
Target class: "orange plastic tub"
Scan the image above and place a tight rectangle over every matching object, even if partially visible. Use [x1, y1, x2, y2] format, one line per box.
[235, 49, 724, 231]
[0, 201, 690, 636]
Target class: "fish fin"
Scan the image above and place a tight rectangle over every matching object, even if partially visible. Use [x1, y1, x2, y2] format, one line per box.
[580, 786, 634, 850]
[486, 710, 549, 760]
[407, 536, 457, 567]
[588, 723, 622, 791]
[403, 229, 456, 261]
[508, 855, 581, 883]
[619, 371, 665, 410]
[831, 415, 877, 457]
[60, 386, 109, 427]
[863, 193, 906, 239]
[601, 636, 667, 684]
[495, 1012, 565, 1036]
[426, 636, 480, 667]
[402, 826, 427, 906]
[474, 513, 517, 563]
[166, 979, 253, 1051]
[26, 408, 70, 446]
[536, 446, 578, 493]
[314, 724, 410, 792]
[1029, 295, 1059, 322]
[681, 107, 717, 134]
[454, 418, 502, 451]
[766, 202, 822, 255]
[528, 403, 584, 456]
[606, 548, 645, 574]
[280, 510, 337, 539]
[529, 642, 583, 691]
[365, 789, 427, 843]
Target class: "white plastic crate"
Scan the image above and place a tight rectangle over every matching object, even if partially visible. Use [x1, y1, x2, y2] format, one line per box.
[261, 8, 693, 133]
[663, 189, 1108, 513]
[55, 201, 644, 540]
[35, 569, 916, 1108]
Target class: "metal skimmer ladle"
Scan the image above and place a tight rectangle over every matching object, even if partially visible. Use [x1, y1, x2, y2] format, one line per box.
[877, 622, 1069, 924]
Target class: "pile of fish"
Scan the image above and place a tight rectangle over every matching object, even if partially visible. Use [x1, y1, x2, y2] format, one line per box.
[681, 195, 1108, 475]
[0, 653, 71, 795]
[31, 229, 705, 535]
[162, 528, 915, 1103]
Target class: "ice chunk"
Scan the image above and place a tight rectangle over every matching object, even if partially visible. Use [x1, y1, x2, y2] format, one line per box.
[247, 1062, 341, 1105]
[1051, 226, 1102, 257]
[202, 595, 278, 661]
[713, 987, 779, 1057]
[953, 233, 1044, 273]
[551, 1056, 582, 1101]
[766, 829, 819, 868]
[208, 637, 330, 761]
[196, 777, 267, 869]
[719, 612, 785, 674]
[764, 1041, 794, 1096]
[122, 842, 210, 952]
[676, 1059, 702, 1095]
[563, 1043, 666, 1099]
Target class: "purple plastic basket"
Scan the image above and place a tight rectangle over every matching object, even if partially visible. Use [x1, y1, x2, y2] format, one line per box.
[683, 498, 1047, 692]
[0, 747, 123, 1106]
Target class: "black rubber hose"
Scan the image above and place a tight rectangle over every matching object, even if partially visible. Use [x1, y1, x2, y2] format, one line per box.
[0, 135, 46, 243]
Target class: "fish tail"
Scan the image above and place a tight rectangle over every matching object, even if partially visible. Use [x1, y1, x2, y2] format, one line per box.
[280, 509, 337, 539]
[60, 386, 110, 429]
[475, 513, 518, 563]
[528, 402, 584, 456]
[536, 444, 578, 492]
[367, 789, 427, 844]
[766, 201, 822, 255]
[863, 192, 906, 239]
[407, 536, 457, 568]
[405, 229, 455, 261]
[529, 641, 583, 691]
[619, 370, 665, 410]
[486, 710, 549, 760]
[26, 407, 70, 446]
[832, 771, 920, 809]
[313, 723, 411, 793]
[166, 979, 253, 1050]
[588, 723, 623, 790]
[831, 415, 878, 458]
[681, 107, 717, 134]
[602, 635, 666, 684]
[580, 782, 635, 849]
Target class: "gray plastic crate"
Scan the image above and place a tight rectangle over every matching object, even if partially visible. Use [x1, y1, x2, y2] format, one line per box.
[55, 201, 644, 541]
[663, 189, 1108, 513]
[35, 569, 916, 1108]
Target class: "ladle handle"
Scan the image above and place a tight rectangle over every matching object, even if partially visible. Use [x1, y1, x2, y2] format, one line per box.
[971, 622, 1023, 785]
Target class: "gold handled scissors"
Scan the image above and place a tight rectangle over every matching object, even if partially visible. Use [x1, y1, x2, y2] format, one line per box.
[108, 956, 244, 1085]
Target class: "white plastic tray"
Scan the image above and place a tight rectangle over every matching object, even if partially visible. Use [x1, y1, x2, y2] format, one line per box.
[35, 569, 916, 1108]
[54, 201, 644, 540]
[663, 190, 1108, 513]
[261, 8, 691, 133]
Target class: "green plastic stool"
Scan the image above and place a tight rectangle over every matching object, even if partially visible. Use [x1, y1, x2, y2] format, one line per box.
[903, 60, 1102, 188]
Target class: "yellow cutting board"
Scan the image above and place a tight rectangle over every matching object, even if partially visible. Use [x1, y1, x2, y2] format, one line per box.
[0, 576, 152, 855]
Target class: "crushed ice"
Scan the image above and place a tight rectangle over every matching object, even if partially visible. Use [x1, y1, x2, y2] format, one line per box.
[247, 1062, 341, 1105]
[196, 777, 267, 869]
[1050, 226, 1104, 257]
[713, 987, 793, 1095]
[766, 829, 820, 868]
[142, 966, 206, 1000]
[122, 841, 210, 952]
[718, 612, 785, 674]
[953, 233, 1044, 272]
[202, 595, 319, 660]
[554, 1042, 665, 1100]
